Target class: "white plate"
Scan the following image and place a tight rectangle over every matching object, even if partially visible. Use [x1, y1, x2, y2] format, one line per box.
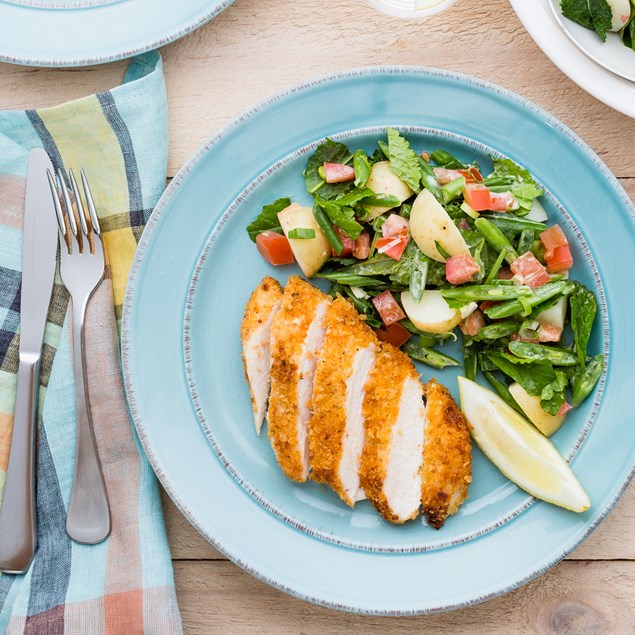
[549, 0, 635, 83]
[510, 0, 635, 119]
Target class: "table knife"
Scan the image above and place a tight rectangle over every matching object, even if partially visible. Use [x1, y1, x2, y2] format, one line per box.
[0, 148, 58, 574]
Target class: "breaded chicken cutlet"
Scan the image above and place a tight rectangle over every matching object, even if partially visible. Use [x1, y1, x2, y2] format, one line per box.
[241, 275, 472, 528]
[421, 379, 472, 529]
[241, 277, 283, 433]
[267, 276, 331, 482]
[360, 343, 426, 524]
[309, 297, 377, 506]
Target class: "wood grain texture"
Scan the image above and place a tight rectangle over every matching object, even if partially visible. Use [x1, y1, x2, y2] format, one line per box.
[173, 560, 635, 634]
[1, 0, 634, 629]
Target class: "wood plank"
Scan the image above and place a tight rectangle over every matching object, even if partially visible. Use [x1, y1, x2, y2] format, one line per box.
[162, 480, 635, 562]
[1, 0, 634, 179]
[173, 560, 635, 634]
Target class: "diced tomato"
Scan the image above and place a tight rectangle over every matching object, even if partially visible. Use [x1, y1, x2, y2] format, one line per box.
[488, 192, 518, 212]
[352, 231, 370, 259]
[323, 162, 355, 184]
[460, 167, 483, 182]
[539, 224, 568, 255]
[375, 322, 411, 347]
[463, 184, 491, 211]
[446, 253, 480, 285]
[332, 226, 355, 257]
[459, 309, 486, 337]
[510, 252, 551, 288]
[376, 235, 408, 261]
[382, 214, 409, 238]
[479, 300, 500, 311]
[372, 290, 406, 326]
[433, 167, 465, 185]
[256, 231, 295, 266]
[497, 267, 514, 280]
[545, 244, 573, 273]
[557, 401, 573, 417]
[376, 213, 409, 260]
[538, 324, 562, 343]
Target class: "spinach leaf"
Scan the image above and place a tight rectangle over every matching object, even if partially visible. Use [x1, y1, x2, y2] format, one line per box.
[561, 0, 613, 41]
[569, 281, 597, 364]
[317, 199, 363, 239]
[540, 370, 568, 416]
[622, 12, 635, 50]
[246, 197, 290, 241]
[488, 352, 557, 396]
[386, 127, 422, 194]
[484, 157, 543, 212]
[304, 139, 354, 200]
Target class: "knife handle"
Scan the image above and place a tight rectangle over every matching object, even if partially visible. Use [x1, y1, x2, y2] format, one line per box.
[0, 356, 39, 574]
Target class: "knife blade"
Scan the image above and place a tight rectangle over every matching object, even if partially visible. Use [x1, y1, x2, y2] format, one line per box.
[0, 148, 58, 574]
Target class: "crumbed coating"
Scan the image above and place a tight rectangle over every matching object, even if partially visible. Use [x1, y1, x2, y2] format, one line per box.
[360, 343, 421, 523]
[240, 277, 283, 423]
[309, 297, 377, 506]
[421, 379, 472, 529]
[268, 276, 330, 482]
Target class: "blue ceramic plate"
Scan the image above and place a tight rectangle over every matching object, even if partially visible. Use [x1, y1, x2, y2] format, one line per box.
[0, 0, 233, 67]
[122, 68, 635, 614]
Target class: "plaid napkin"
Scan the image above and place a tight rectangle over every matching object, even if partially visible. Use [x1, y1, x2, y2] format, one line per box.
[0, 52, 182, 634]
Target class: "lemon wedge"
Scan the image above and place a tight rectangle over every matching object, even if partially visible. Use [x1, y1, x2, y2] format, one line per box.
[458, 377, 590, 513]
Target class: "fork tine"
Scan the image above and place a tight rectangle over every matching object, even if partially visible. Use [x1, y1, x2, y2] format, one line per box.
[80, 169, 101, 236]
[68, 169, 89, 237]
[58, 169, 79, 238]
[46, 169, 66, 237]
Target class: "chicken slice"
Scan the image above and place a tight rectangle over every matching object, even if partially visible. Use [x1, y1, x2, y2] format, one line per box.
[421, 379, 472, 529]
[240, 276, 283, 434]
[360, 343, 426, 523]
[309, 297, 377, 506]
[268, 276, 331, 482]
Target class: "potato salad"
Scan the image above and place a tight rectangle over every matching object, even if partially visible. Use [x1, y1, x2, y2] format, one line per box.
[246, 128, 603, 435]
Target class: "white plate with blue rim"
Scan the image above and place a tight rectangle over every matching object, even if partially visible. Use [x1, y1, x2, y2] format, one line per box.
[509, 0, 635, 118]
[0, 0, 234, 67]
[122, 67, 635, 614]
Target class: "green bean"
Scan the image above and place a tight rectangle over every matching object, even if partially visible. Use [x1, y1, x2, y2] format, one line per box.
[571, 354, 604, 406]
[485, 249, 507, 285]
[481, 214, 547, 235]
[312, 203, 343, 254]
[508, 341, 579, 366]
[353, 150, 371, 188]
[315, 272, 387, 287]
[484, 281, 568, 319]
[363, 194, 401, 207]
[483, 371, 525, 415]
[441, 284, 532, 304]
[475, 320, 520, 341]
[400, 320, 455, 346]
[409, 258, 428, 303]
[418, 157, 442, 200]
[474, 217, 518, 264]
[403, 341, 460, 369]
[441, 176, 466, 204]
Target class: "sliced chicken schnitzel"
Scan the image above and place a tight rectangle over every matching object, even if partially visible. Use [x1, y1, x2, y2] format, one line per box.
[309, 297, 377, 506]
[421, 378, 472, 529]
[268, 276, 331, 482]
[360, 343, 426, 523]
[241, 277, 283, 433]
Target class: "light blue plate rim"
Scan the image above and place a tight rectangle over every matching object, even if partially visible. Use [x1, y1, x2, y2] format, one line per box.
[0, 0, 234, 67]
[122, 66, 635, 614]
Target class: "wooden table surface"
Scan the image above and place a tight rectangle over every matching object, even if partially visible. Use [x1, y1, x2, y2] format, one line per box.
[2, 0, 634, 632]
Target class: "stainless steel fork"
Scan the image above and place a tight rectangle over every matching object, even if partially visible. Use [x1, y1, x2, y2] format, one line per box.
[47, 168, 111, 545]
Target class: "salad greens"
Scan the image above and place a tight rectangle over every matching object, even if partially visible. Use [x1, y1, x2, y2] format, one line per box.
[247, 129, 604, 424]
[561, 0, 635, 51]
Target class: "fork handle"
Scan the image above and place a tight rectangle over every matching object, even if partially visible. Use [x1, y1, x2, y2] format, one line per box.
[0, 357, 39, 573]
[66, 296, 111, 545]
